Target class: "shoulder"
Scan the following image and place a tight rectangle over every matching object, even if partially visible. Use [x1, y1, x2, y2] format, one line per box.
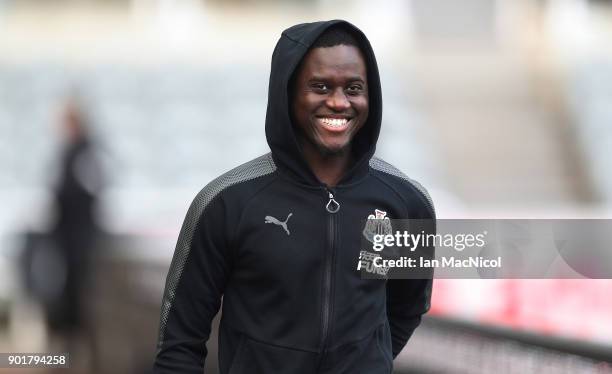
[369, 156, 435, 218]
[187, 153, 277, 217]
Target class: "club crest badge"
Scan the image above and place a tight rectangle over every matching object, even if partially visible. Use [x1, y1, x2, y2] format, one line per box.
[362, 209, 393, 243]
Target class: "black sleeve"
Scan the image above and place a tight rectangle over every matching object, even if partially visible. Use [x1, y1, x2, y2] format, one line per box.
[386, 277, 432, 358]
[153, 193, 232, 373]
[386, 202, 435, 359]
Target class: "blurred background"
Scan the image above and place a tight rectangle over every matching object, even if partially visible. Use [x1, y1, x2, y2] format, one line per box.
[0, 0, 611, 373]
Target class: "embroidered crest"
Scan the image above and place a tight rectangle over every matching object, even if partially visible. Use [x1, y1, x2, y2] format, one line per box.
[362, 209, 392, 243]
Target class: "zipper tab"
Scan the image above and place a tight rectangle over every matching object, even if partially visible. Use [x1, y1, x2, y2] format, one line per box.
[325, 191, 340, 213]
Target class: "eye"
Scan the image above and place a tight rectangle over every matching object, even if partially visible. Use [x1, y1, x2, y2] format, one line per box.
[311, 83, 328, 92]
[346, 84, 364, 95]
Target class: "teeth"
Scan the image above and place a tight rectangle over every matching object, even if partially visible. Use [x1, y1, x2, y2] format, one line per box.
[321, 118, 349, 128]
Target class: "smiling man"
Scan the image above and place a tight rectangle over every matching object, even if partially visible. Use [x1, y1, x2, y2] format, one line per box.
[291, 36, 369, 187]
[153, 20, 435, 374]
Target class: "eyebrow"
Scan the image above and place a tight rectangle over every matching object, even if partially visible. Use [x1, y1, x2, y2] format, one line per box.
[308, 76, 366, 83]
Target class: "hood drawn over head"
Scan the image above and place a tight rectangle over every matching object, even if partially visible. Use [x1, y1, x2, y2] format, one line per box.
[265, 20, 382, 186]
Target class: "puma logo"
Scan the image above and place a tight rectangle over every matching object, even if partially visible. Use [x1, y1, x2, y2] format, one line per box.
[265, 213, 293, 236]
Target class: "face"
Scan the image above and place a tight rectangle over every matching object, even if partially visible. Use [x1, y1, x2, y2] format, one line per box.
[61, 103, 84, 142]
[292, 44, 369, 156]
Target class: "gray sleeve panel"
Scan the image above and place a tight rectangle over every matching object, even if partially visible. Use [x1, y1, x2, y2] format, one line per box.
[369, 156, 436, 218]
[156, 153, 277, 352]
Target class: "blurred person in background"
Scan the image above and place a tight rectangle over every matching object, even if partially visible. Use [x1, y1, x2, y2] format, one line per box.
[51, 98, 102, 336]
[154, 20, 434, 374]
[22, 97, 104, 372]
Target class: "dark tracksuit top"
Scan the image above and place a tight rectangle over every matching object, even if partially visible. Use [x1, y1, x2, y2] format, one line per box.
[153, 20, 436, 374]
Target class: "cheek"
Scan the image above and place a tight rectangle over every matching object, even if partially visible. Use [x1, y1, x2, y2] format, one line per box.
[294, 99, 311, 122]
[297, 96, 319, 115]
[354, 98, 369, 118]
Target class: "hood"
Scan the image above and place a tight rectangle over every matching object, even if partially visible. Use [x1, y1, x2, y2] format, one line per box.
[265, 20, 382, 187]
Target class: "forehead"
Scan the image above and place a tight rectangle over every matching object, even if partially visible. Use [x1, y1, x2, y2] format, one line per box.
[298, 45, 367, 79]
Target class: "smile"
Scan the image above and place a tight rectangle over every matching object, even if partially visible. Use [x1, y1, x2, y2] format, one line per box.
[317, 117, 353, 132]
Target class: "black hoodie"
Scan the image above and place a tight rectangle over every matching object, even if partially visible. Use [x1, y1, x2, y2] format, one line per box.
[153, 20, 435, 374]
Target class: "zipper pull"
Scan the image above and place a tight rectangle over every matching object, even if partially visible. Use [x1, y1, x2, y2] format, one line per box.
[326, 191, 340, 213]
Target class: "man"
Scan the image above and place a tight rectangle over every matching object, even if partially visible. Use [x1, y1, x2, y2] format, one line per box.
[153, 20, 435, 373]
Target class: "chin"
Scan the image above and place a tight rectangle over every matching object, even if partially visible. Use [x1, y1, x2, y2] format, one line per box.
[317, 142, 349, 156]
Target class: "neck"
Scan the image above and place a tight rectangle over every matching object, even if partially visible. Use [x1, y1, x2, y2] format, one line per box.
[300, 141, 353, 187]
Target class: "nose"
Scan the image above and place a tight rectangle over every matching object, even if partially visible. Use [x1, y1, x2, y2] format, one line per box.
[326, 88, 351, 111]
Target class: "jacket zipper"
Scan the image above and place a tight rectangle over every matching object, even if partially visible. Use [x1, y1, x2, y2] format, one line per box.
[320, 189, 339, 355]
